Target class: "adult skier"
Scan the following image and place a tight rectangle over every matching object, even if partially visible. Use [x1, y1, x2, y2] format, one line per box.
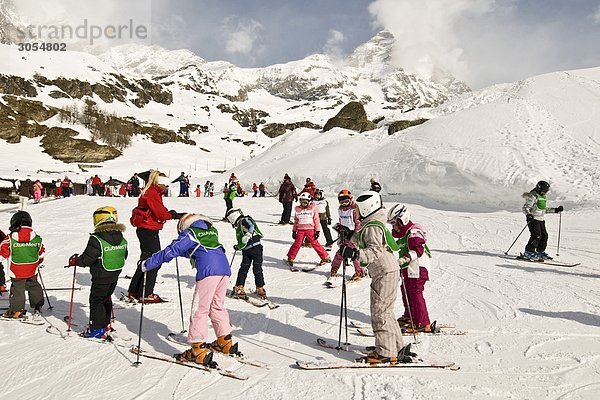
[67, 206, 128, 338]
[286, 192, 330, 267]
[128, 170, 183, 303]
[388, 204, 433, 333]
[278, 174, 297, 224]
[521, 180, 564, 261]
[140, 213, 239, 367]
[226, 208, 267, 299]
[340, 191, 414, 364]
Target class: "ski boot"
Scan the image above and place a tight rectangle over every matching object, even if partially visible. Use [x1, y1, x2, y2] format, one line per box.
[397, 317, 411, 328]
[255, 286, 267, 300]
[122, 292, 139, 303]
[177, 342, 216, 367]
[80, 327, 108, 339]
[356, 350, 398, 365]
[1, 309, 26, 319]
[520, 251, 542, 261]
[286, 258, 294, 267]
[209, 334, 239, 355]
[397, 343, 418, 363]
[328, 266, 339, 279]
[141, 293, 165, 304]
[319, 257, 332, 265]
[232, 285, 248, 300]
[403, 321, 438, 334]
[349, 268, 366, 282]
[536, 252, 553, 260]
[0, 284, 7, 293]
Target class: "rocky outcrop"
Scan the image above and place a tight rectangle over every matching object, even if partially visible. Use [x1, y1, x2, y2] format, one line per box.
[261, 121, 322, 138]
[387, 118, 429, 135]
[323, 102, 377, 133]
[178, 124, 209, 138]
[0, 96, 57, 143]
[217, 103, 269, 132]
[41, 127, 121, 163]
[0, 75, 38, 97]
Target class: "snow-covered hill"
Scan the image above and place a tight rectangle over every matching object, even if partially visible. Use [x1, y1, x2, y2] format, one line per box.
[234, 67, 600, 211]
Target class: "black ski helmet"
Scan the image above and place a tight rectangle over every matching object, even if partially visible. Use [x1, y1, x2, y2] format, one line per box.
[10, 211, 33, 232]
[535, 180, 550, 193]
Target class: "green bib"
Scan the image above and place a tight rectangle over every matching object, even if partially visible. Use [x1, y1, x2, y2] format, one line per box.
[93, 235, 127, 271]
[532, 191, 547, 210]
[10, 235, 42, 264]
[396, 230, 432, 268]
[357, 220, 400, 252]
[235, 217, 263, 250]
[189, 226, 222, 250]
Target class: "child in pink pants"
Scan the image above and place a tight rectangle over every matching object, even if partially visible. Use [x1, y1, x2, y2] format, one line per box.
[287, 192, 329, 266]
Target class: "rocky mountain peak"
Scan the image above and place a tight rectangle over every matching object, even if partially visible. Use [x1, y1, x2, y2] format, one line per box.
[346, 30, 395, 68]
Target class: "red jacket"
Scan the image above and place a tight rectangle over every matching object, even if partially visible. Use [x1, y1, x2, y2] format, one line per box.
[92, 176, 102, 185]
[135, 185, 172, 230]
[0, 227, 45, 279]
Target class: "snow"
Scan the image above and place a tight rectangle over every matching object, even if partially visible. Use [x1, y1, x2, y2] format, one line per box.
[1, 195, 599, 399]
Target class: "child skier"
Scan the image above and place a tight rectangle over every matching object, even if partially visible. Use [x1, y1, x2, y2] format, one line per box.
[0, 229, 6, 293]
[521, 180, 564, 261]
[287, 192, 330, 267]
[195, 185, 201, 198]
[66, 206, 127, 338]
[340, 191, 415, 364]
[140, 213, 238, 367]
[0, 211, 45, 319]
[33, 180, 43, 204]
[223, 182, 239, 220]
[313, 189, 334, 250]
[329, 190, 366, 281]
[387, 204, 433, 333]
[225, 208, 266, 299]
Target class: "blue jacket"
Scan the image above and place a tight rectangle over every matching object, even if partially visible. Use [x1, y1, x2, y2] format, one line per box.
[145, 220, 231, 280]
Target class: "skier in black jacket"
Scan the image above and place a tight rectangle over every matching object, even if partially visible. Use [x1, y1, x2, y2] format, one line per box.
[67, 206, 128, 338]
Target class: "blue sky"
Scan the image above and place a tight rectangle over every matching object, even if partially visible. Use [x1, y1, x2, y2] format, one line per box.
[12, 0, 600, 89]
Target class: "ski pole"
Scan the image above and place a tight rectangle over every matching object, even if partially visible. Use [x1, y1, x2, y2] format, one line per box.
[66, 265, 77, 334]
[337, 235, 349, 350]
[229, 250, 237, 269]
[400, 271, 418, 344]
[504, 223, 529, 255]
[134, 271, 147, 366]
[37, 268, 53, 311]
[556, 212, 562, 256]
[175, 258, 186, 333]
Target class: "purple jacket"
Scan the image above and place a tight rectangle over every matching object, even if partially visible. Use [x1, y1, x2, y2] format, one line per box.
[278, 179, 297, 203]
[145, 220, 231, 280]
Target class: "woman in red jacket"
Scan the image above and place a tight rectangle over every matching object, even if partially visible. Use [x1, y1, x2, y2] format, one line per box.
[127, 170, 183, 303]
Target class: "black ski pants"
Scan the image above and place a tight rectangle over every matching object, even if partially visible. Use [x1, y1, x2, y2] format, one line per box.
[0, 262, 5, 286]
[224, 198, 233, 216]
[128, 228, 162, 296]
[9, 275, 44, 312]
[235, 245, 265, 288]
[525, 219, 548, 253]
[281, 201, 293, 223]
[320, 219, 333, 245]
[89, 280, 117, 330]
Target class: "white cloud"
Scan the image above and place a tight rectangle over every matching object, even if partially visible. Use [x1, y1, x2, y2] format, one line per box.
[593, 4, 600, 23]
[368, 0, 496, 82]
[222, 17, 264, 56]
[323, 29, 346, 58]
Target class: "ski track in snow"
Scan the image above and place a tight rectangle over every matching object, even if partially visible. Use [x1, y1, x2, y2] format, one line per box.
[1, 196, 600, 399]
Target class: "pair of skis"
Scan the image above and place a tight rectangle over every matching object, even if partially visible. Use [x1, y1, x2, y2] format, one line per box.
[297, 338, 459, 371]
[500, 254, 579, 267]
[350, 320, 466, 337]
[226, 289, 280, 309]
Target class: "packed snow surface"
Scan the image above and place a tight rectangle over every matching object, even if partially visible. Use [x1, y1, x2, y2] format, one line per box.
[1, 195, 599, 400]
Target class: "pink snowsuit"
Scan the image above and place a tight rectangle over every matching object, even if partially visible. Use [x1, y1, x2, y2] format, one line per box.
[287, 203, 329, 261]
[393, 221, 430, 328]
[331, 203, 363, 274]
[33, 182, 42, 203]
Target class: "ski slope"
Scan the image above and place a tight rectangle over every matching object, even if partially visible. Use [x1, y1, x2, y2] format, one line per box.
[1, 195, 599, 400]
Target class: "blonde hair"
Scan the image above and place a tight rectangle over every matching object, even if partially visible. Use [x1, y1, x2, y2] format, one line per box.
[141, 170, 161, 196]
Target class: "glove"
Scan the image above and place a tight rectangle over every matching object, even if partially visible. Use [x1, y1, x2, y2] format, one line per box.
[526, 214, 534, 223]
[556, 205, 564, 213]
[138, 259, 148, 273]
[233, 244, 240, 251]
[170, 210, 183, 220]
[340, 245, 358, 261]
[314, 231, 320, 239]
[68, 254, 78, 267]
[327, 218, 332, 225]
[292, 231, 297, 240]
[398, 256, 411, 269]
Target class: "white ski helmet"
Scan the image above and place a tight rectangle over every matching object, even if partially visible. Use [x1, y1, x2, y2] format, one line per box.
[299, 192, 312, 204]
[355, 191, 382, 219]
[387, 203, 410, 225]
[225, 208, 244, 226]
[177, 213, 212, 233]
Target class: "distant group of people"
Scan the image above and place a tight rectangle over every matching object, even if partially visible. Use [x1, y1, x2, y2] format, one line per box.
[198, 181, 216, 197]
